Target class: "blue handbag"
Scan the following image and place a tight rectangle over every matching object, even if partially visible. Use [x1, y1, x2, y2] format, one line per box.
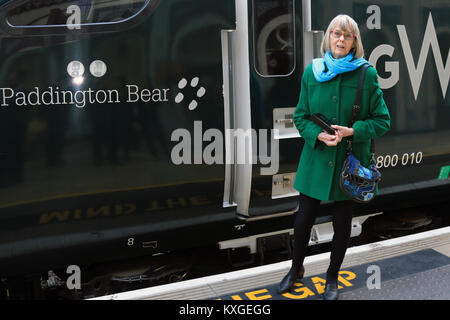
[340, 153, 381, 203]
[340, 64, 381, 203]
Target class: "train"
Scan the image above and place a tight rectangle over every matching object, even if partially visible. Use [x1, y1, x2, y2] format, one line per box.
[0, 0, 449, 299]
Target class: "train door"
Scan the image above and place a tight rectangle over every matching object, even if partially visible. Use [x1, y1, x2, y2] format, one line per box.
[223, 0, 321, 219]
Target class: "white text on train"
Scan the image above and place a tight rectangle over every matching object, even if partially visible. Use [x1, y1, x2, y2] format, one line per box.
[0, 85, 169, 108]
[369, 13, 449, 100]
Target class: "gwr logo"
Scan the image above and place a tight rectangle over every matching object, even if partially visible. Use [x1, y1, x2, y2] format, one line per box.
[369, 13, 449, 100]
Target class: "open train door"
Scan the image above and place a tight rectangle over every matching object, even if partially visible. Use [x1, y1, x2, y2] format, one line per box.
[222, 0, 322, 219]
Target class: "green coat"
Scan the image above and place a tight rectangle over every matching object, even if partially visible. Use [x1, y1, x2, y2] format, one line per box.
[293, 64, 391, 201]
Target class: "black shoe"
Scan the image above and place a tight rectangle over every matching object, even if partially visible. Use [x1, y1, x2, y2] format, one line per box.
[322, 277, 338, 300]
[278, 266, 305, 294]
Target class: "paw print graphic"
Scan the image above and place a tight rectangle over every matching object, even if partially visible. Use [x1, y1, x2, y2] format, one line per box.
[174, 77, 206, 111]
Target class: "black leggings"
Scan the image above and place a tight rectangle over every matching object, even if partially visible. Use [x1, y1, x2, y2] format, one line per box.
[292, 193, 354, 279]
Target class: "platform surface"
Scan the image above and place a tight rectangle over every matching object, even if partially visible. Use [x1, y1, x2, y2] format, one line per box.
[215, 248, 450, 300]
[92, 226, 450, 300]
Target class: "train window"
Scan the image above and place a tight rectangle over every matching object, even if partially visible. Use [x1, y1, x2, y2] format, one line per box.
[5, 0, 150, 27]
[252, 0, 295, 76]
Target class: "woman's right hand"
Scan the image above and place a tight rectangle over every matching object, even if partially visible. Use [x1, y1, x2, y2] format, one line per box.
[317, 131, 342, 147]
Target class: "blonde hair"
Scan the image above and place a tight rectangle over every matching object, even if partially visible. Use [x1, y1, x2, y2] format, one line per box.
[321, 14, 365, 59]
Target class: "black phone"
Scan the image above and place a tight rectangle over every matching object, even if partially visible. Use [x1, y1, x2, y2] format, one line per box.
[310, 113, 336, 135]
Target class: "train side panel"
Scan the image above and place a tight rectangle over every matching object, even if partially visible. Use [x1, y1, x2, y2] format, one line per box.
[0, 0, 238, 277]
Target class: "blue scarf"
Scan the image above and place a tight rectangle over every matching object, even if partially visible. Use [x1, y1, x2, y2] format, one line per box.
[312, 51, 369, 82]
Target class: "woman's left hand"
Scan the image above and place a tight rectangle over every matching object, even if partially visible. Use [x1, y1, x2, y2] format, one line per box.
[331, 125, 354, 139]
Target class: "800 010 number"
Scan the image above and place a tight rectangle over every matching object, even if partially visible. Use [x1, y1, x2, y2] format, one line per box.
[376, 152, 423, 169]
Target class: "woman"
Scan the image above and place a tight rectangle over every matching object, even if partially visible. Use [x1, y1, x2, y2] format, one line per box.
[278, 14, 391, 300]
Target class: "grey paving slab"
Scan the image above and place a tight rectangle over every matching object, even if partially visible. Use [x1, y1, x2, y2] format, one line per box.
[339, 264, 450, 300]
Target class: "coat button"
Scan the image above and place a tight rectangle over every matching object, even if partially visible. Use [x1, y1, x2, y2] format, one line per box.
[328, 161, 334, 167]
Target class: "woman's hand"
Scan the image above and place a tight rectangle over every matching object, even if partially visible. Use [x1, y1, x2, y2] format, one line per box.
[317, 130, 343, 147]
[331, 125, 354, 138]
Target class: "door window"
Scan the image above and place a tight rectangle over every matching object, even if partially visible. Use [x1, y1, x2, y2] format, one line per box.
[252, 0, 296, 76]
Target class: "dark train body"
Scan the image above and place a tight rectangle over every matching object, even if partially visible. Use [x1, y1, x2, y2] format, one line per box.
[0, 0, 448, 298]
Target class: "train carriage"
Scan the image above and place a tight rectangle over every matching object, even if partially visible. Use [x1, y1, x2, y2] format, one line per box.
[0, 0, 448, 298]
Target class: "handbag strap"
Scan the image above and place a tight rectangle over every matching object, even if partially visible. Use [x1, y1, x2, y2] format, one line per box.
[346, 64, 375, 156]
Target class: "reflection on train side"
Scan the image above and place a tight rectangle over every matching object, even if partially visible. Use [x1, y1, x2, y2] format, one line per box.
[37, 189, 272, 224]
[6, 0, 149, 26]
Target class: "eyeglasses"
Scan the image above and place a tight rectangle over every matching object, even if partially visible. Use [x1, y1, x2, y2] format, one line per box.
[330, 29, 355, 41]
